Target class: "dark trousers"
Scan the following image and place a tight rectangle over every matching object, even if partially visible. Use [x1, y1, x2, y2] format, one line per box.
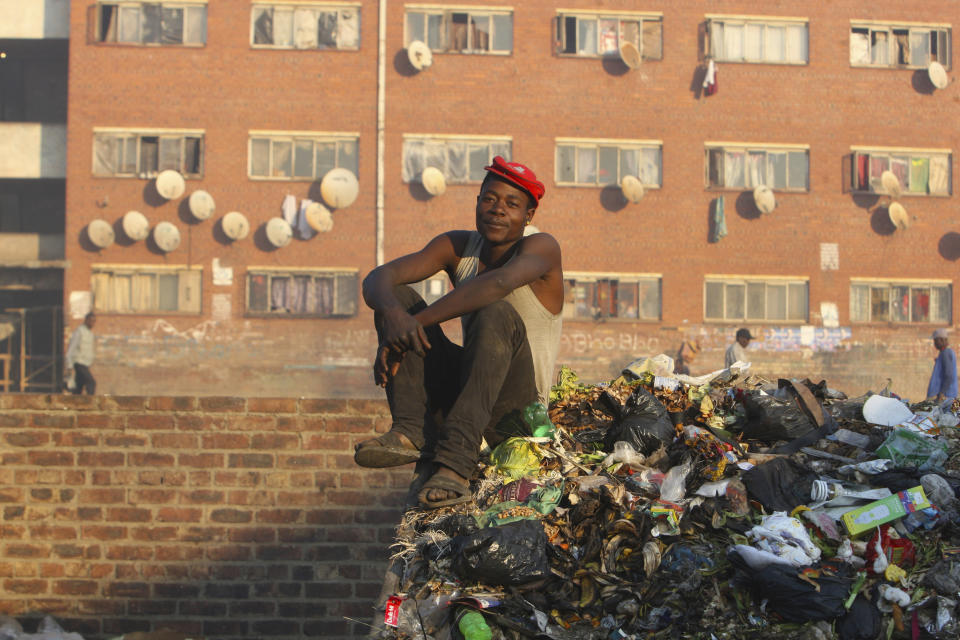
[73, 364, 96, 395]
[377, 286, 538, 479]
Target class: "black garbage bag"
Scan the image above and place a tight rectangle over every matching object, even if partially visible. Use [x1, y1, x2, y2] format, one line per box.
[870, 467, 924, 493]
[837, 595, 881, 640]
[729, 551, 853, 623]
[603, 387, 675, 456]
[742, 390, 818, 441]
[741, 457, 817, 512]
[827, 394, 870, 421]
[452, 519, 549, 586]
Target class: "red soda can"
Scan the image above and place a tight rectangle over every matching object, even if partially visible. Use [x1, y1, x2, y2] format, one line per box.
[384, 595, 402, 627]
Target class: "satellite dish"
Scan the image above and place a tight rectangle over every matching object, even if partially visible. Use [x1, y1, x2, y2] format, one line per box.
[320, 168, 359, 209]
[928, 61, 948, 89]
[888, 202, 909, 230]
[265, 217, 293, 248]
[188, 190, 215, 221]
[619, 41, 642, 70]
[155, 170, 186, 200]
[753, 185, 776, 214]
[407, 40, 433, 71]
[620, 175, 645, 203]
[523, 224, 541, 237]
[880, 171, 902, 199]
[305, 201, 333, 233]
[421, 167, 446, 196]
[87, 219, 115, 249]
[153, 221, 181, 252]
[221, 211, 250, 241]
[122, 210, 149, 241]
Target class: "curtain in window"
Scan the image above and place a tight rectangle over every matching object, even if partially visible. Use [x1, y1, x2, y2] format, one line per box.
[338, 140, 358, 176]
[578, 19, 596, 55]
[273, 9, 293, 47]
[744, 24, 762, 60]
[912, 288, 931, 322]
[765, 26, 785, 62]
[929, 156, 949, 195]
[849, 285, 870, 322]
[338, 9, 359, 48]
[639, 281, 660, 319]
[910, 30, 931, 67]
[317, 12, 338, 48]
[910, 157, 930, 193]
[871, 286, 890, 321]
[785, 25, 806, 62]
[468, 145, 488, 181]
[489, 142, 511, 161]
[577, 148, 597, 184]
[620, 149, 638, 181]
[250, 139, 270, 177]
[402, 141, 425, 182]
[891, 286, 909, 322]
[270, 277, 288, 311]
[856, 154, 869, 190]
[869, 155, 889, 191]
[100, 5, 118, 42]
[140, 137, 159, 176]
[557, 146, 575, 182]
[159, 138, 180, 171]
[93, 136, 118, 176]
[314, 278, 333, 315]
[723, 23, 744, 60]
[599, 19, 618, 55]
[641, 20, 661, 59]
[131, 273, 154, 311]
[427, 14, 444, 50]
[871, 31, 889, 64]
[724, 151, 744, 188]
[620, 21, 640, 50]
[709, 22, 724, 58]
[294, 8, 318, 48]
[447, 143, 468, 182]
[185, 6, 206, 44]
[472, 16, 491, 51]
[451, 14, 469, 51]
[931, 287, 951, 323]
[249, 274, 268, 311]
[891, 157, 909, 190]
[895, 32, 909, 65]
[111, 275, 132, 312]
[161, 7, 184, 45]
[142, 3, 162, 43]
[91, 273, 111, 313]
[747, 151, 766, 188]
[850, 31, 869, 64]
[640, 148, 660, 186]
[287, 277, 309, 312]
[118, 6, 141, 43]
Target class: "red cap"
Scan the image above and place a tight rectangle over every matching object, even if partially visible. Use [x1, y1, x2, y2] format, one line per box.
[483, 156, 545, 205]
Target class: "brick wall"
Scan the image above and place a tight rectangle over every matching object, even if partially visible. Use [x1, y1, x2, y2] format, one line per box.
[0, 393, 404, 640]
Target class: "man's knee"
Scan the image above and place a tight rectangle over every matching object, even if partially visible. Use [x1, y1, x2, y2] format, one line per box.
[471, 301, 525, 336]
[374, 286, 426, 328]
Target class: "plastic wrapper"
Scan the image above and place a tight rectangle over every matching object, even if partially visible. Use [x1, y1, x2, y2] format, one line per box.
[746, 512, 822, 567]
[874, 429, 949, 471]
[452, 519, 549, 586]
[659, 458, 693, 502]
[489, 438, 542, 480]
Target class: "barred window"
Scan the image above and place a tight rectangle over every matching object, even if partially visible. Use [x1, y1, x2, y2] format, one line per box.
[846, 148, 951, 195]
[92, 266, 202, 314]
[401, 136, 511, 184]
[97, 2, 207, 45]
[850, 280, 951, 324]
[246, 269, 358, 317]
[563, 273, 661, 321]
[557, 139, 661, 187]
[405, 7, 512, 54]
[555, 12, 662, 60]
[705, 277, 808, 322]
[251, 3, 360, 50]
[850, 22, 950, 68]
[708, 16, 808, 64]
[93, 130, 203, 178]
[706, 144, 808, 191]
[249, 132, 358, 180]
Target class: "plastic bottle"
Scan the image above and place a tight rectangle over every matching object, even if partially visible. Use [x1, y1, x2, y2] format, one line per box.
[457, 610, 492, 640]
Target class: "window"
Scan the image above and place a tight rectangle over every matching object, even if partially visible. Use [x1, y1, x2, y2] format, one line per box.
[705, 277, 808, 322]
[555, 12, 662, 60]
[402, 136, 511, 184]
[850, 22, 950, 68]
[92, 266, 201, 314]
[96, 2, 207, 45]
[409, 274, 450, 306]
[251, 3, 360, 50]
[846, 148, 951, 195]
[246, 269, 358, 317]
[708, 16, 808, 64]
[93, 129, 203, 178]
[249, 132, 358, 180]
[850, 280, 951, 324]
[405, 6, 512, 54]
[705, 144, 808, 191]
[563, 273, 661, 321]
[556, 139, 662, 187]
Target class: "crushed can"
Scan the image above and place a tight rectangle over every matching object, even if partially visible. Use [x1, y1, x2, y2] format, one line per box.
[384, 595, 402, 627]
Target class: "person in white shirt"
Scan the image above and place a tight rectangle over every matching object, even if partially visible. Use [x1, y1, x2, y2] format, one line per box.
[724, 328, 753, 369]
[65, 313, 97, 395]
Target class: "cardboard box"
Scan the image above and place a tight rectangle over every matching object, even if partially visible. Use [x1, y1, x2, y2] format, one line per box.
[841, 486, 931, 536]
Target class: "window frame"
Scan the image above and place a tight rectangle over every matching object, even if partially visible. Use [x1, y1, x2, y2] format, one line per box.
[706, 14, 809, 65]
[554, 11, 663, 61]
[245, 267, 359, 318]
[92, 128, 204, 179]
[247, 130, 359, 181]
[404, 5, 513, 55]
[95, 1, 208, 46]
[408, 273, 451, 306]
[849, 21, 951, 69]
[849, 279, 952, 325]
[704, 276, 809, 323]
[250, 2, 361, 51]
[555, 138, 663, 188]
[847, 146, 952, 196]
[91, 264, 203, 316]
[563, 272, 662, 322]
[401, 134, 512, 185]
[704, 142, 809, 192]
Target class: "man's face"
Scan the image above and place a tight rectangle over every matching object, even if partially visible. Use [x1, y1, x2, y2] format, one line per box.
[85, 315, 96, 329]
[934, 337, 947, 350]
[737, 336, 750, 348]
[475, 179, 534, 245]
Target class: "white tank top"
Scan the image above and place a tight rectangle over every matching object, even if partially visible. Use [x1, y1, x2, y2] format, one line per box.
[453, 231, 563, 403]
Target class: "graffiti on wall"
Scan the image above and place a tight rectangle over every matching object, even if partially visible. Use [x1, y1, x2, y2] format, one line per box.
[760, 327, 852, 352]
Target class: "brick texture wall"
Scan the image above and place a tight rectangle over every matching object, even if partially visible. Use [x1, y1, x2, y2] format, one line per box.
[0, 393, 403, 639]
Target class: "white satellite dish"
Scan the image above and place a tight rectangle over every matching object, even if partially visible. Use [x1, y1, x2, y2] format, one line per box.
[421, 167, 446, 196]
[523, 224, 541, 237]
[155, 170, 186, 200]
[407, 40, 433, 71]
[122, 210, 149, 241]
[188, 190, 215, 221]
[221, 211, 250, 241]
[620, 175, 645, 203]
[320, 168, 359, 209]
[880, 171, 902, 199]
[266, 217, 293, 248]
[153, 221, 181, 252]
[753, 185, 776, 214]
[928, 61, 948, 89]
[619, 41, 642, 70]
[888, 202, 909, 230]
[305, 202, 334, 233]
[87, 219, 115, 249]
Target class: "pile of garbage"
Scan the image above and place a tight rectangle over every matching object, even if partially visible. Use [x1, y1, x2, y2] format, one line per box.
[374, 357, 960, 640]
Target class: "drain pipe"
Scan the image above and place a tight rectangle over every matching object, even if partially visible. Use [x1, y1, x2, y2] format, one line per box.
[375, 0, 386, 265]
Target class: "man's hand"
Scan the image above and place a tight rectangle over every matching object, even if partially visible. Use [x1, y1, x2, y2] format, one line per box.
[381, 307, 431, 357]
[373, 345, 405, 387]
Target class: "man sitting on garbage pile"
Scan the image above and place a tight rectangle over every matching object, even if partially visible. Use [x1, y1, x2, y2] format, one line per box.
[724, 327, 753, 369]
[927, 328, 957, 409]
[354, 156, 564, 509]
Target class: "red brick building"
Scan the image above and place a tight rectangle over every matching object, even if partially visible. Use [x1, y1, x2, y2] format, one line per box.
[55, 1, 960, 400]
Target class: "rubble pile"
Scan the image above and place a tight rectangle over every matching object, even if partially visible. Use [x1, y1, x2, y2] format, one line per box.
[375, 359, 960, 640]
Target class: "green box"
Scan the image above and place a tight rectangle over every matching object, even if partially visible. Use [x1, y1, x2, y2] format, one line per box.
[841, 486, 931, 537]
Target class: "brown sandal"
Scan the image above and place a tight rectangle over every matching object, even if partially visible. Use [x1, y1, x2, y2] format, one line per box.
[354, 431, 422, 468]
